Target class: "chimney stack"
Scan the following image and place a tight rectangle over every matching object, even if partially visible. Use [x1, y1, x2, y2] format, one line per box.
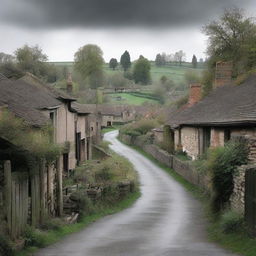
[67, 73, 73, 94]
[214, 61, 233, 88]
[188, 83, 202, 107]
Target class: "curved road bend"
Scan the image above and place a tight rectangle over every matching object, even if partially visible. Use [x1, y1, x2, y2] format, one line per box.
[36, 130, 238, 256]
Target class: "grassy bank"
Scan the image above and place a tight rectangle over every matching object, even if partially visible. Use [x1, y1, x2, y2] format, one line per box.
[16, 191, 140, 256]
[107, 92, 159, 105]
[118, 139, 256, 256]
[14, 142, 140, 256]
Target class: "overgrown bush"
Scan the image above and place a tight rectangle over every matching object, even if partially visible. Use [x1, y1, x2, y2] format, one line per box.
[74, 192, 96, 220]
[24, 227, 48, 248]
[207, 138, 249, 213]
[40, 218, 64, 231]
[120, 119, 159, 137]
[0, 110, 61, 163]
[0, 235, 14, 256]
[175, 95, 188, 109]
[220, 210, 244, 233]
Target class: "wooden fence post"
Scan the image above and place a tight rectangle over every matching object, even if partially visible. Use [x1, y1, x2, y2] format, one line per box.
[39, 159, 46, 223]
[4, 160, 12, 236]
[56, 158, 63, 216]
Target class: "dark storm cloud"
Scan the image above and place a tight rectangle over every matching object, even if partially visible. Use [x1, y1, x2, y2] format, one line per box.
[0, 0, 250, 28]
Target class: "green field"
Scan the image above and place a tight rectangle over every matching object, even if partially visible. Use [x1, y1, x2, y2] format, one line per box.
[106, 93, 159, 105]
[50, 61, 205, 85]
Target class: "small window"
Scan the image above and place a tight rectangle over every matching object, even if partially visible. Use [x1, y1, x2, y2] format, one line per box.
[50, 112, 54, 124]
[91, 127, 94, 131]
[224, 129, 231, 143]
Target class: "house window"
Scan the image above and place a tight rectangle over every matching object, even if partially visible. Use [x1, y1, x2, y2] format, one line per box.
[50, 112, 54, 124]
[49, 111, 56, 142]
[224, 129, 231, 143]
[202, 128, 211, 154]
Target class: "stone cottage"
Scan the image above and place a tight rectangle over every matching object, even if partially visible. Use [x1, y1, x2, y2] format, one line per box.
[0, 73, 102, 239]
[166, 64, 256, 160]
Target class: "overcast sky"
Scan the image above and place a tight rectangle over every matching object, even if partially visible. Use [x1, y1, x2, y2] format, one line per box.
[0, 0, 255, 62]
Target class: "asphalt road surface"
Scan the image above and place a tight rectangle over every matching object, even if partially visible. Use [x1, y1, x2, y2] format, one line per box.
[35, 130, 238, 256]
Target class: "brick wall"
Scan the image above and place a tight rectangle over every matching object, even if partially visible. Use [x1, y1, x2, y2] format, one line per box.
[188, 83, 202, 107]
[214, 61, 233, 88]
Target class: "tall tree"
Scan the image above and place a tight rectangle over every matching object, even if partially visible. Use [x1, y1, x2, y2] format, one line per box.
[0, 52, 15, 64]
[203, 8, 256, 75]
[133, 55, 151, 85]
[74, 44, 104, 88]
[192, 55, 197, 68]
[109, 58, 118, 70]
[15, 45, 48, 77]
[120, 50, 131, 71]
[155, 53, 162, 66]
[174, 50, 186, 66]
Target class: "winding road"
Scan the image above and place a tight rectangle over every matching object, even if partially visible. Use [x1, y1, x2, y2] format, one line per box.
[36, 130, 238, 256]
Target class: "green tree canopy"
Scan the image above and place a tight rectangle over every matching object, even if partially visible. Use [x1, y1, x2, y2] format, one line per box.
[192, 54, 197, 68]
[15, 45, 48, 77]
[74, 44, 104, 89]
[155, 53, 167, 66]
[120, 50, 131, 71]
[203, 8, 256, 75]
[133, 55, 151, 85]
[109, 58, 118, 70]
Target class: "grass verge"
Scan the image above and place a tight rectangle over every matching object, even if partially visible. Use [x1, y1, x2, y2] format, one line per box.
[16, 191, 140, 256]
[118, 138, 256, 256]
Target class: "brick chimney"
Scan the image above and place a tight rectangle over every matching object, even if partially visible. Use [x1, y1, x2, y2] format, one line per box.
[67, 73, 73, 94]
[214, 61, 233, 88]
[187, 83, 202, 107]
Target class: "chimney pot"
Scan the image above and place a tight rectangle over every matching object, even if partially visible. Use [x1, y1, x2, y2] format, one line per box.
[67, 73, 73, 93]
[188, 83, 202, 107]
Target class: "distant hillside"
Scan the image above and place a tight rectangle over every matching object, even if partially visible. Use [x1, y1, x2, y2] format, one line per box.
[50, 61, 206, 85]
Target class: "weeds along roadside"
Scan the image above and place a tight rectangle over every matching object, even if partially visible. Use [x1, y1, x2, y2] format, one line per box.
[12, 140, 140, 256]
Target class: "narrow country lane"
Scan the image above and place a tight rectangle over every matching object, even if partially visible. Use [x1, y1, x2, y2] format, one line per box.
[35, 130, 238, 256]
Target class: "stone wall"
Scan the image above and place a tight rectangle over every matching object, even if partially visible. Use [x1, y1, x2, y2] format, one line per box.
[180, 127, 199, 160]
[119, 133, 210, 192]
[230, 165, 247, 214]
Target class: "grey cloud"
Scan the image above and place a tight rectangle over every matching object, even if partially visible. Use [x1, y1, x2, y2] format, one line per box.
[0, 0, 251, 29]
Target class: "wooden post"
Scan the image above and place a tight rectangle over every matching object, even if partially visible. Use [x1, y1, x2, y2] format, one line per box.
[56, 158, 63, 216]
[39, 159, 46, 223]
[4, 160, 12, 236]
[47, 164, 54, 215]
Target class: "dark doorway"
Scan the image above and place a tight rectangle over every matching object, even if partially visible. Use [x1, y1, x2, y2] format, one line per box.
[202, 128, 211, 154]
[75, 132, 81, 163]
[63, 153, 69, 173]
[87, 137, 90, 160]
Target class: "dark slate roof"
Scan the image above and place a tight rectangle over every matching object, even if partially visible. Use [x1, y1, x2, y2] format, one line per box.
[167, 74, 256, 128]
[19, 73, 76, 102]
[72, 103, 132, 116]
[0, 77, 49, 126]
[71, 103, 95, 114]
[0, 73, 80, 126]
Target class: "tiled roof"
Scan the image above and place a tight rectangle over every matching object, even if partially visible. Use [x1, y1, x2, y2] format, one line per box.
[167, 74, 256, 128]
[0, 73, 78, 126]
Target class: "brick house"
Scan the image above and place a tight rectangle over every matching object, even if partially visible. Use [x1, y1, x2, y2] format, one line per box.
[166, 64, 256, 160]
[77, 104, 135, 127]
